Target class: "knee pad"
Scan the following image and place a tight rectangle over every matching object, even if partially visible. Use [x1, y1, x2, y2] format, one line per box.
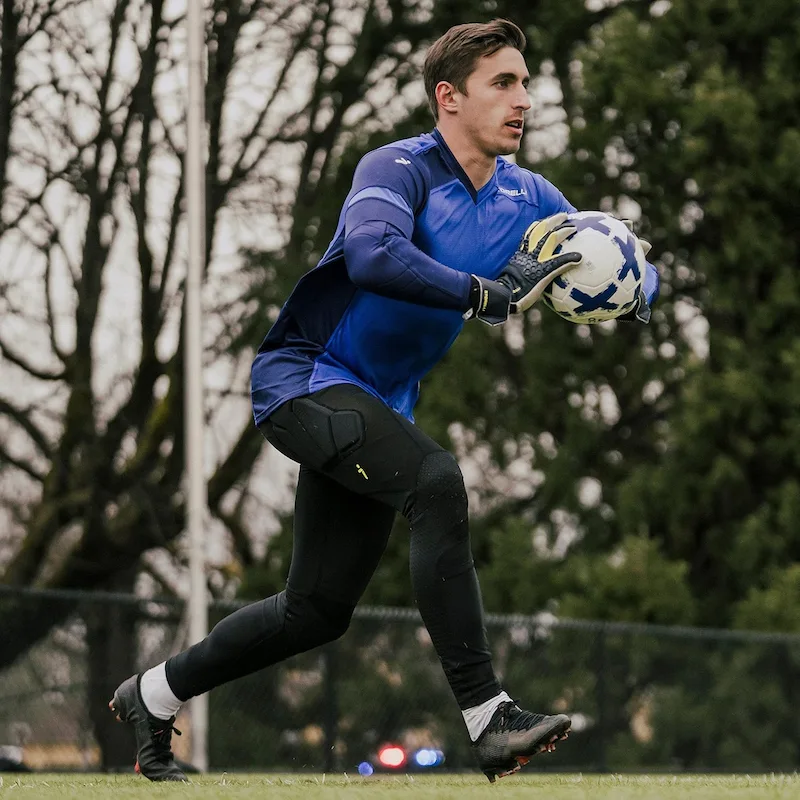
[283, 588, 354, 651]
[409, 452, 472, 580]
[412, 451, 468, 519]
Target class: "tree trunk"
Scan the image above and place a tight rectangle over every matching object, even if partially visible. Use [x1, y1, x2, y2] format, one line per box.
[85, 571, 139, 771]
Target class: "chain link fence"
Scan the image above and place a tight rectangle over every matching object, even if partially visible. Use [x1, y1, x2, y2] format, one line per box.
[2, 585, 800, 773]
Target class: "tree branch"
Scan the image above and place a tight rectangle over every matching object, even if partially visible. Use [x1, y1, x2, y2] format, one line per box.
[208, 421, 263, 510]
[18, 0, 85, 48]
[223, 3, 317, 191]
[154, 169, 184, 310]
[0, 398, 52, 457]
[0, 441, 46, 482]
[43, 240, 70, 364]
[0, 336, 65, 381]
[1, 485, 91, 586]
[0, 0, 20, 207]
[213, 506, 255, 569]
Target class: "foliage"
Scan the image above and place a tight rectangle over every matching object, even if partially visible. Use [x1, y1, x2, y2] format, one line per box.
[554, 536, 694, 625]
[554, 0, 800, 627]
[734, 565, 800, 632]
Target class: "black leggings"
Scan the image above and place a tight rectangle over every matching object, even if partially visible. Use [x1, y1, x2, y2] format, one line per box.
[165, 383, 501, 710]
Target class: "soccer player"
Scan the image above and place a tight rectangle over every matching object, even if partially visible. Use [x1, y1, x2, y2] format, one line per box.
[110, 18, 658, 782]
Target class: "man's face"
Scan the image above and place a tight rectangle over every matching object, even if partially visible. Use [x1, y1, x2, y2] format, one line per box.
[449, 47, 532, 157]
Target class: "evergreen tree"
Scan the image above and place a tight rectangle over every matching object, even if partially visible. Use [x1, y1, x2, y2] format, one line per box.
[563, 0, 800, 627]
[245, 0, 800, 631]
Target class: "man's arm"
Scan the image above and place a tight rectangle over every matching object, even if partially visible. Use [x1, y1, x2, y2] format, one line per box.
[343, 154, 579, 323]
[342, 148, 472, 311]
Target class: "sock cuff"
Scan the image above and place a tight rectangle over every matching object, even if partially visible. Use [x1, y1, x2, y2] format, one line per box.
[462, 691, 513, 742]
[139, 662, 182, 720]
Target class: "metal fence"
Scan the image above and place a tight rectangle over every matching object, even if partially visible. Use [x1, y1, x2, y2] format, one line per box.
[2, 585, 800, 774]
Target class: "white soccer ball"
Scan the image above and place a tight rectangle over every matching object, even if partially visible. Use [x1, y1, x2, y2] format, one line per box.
[542, 211, 647, 324]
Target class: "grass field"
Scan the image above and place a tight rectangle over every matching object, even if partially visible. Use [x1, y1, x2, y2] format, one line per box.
[2, 774, 799, 799]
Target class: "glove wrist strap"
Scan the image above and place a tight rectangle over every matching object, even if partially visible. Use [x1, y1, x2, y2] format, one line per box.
[464, 275, 511, 326]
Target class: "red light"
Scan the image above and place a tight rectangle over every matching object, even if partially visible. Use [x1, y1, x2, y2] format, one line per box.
[377, 745, 407, 768]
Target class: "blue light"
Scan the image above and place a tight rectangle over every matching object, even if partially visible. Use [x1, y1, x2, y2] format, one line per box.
[357, 761, 374, 777]
[413, 748, 444, 768]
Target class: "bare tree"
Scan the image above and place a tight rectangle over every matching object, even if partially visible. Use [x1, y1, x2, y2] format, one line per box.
[0, 1, 446, 745]
[0, 0, 449, 766]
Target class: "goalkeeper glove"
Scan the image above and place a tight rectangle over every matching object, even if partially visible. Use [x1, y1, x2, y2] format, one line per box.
[617, 218, 654, 322]
[618, 287, 652, 323]
[503, 213, 582, 313]
[464, 274, 512, 326]
[464, 213, 582, 326]
[619, 218, 653, 256]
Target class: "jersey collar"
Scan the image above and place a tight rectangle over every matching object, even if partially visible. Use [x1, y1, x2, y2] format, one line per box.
[431, 128, 498, 204]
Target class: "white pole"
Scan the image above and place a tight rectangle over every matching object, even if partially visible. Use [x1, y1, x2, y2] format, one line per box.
[185, 0, 209, 773]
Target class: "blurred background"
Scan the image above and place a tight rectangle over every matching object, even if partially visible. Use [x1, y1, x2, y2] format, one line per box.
[1, 0, 799, 777]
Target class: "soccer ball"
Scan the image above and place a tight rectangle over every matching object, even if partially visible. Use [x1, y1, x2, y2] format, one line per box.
[542, 211, 647, 324]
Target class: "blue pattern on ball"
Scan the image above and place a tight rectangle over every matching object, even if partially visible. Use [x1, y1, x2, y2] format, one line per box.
[570, 214, 613, 236]
[616, 232, 641, 281]
[545, 212, 646, 322]
[570, 284, 620, 313]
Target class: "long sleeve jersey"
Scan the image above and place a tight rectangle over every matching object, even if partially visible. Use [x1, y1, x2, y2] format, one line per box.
[251, 129, 659, 423]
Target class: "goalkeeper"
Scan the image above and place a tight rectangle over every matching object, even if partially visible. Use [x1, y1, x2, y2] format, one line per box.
[111, 18, 659, 783]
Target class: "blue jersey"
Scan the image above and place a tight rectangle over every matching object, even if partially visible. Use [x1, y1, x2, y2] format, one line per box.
[251, 129, 655, 423]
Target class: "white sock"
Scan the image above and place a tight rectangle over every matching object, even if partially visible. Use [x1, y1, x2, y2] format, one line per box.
[139, 662, 182, 721]
[462, 691, 513, 742]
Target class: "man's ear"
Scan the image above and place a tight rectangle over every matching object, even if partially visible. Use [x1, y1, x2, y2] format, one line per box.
[435, 81, 459, 116]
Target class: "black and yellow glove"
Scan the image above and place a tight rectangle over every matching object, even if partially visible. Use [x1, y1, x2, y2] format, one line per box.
[465, 213, 582, 326]
[501, 213, 582, 314]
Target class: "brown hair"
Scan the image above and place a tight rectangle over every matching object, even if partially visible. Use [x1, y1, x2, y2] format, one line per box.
[423, 19, 526, 121]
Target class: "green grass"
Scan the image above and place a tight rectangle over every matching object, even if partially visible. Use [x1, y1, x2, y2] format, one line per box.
[2, 774, 800, 799]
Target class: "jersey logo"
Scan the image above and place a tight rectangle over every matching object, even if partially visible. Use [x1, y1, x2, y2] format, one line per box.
[498, 186, 527, 197]
[356, 463, 369, 480]
[394, 157, 411, 166]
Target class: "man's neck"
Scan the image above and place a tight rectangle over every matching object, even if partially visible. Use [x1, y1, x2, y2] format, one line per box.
[435, 125, 496, 191]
